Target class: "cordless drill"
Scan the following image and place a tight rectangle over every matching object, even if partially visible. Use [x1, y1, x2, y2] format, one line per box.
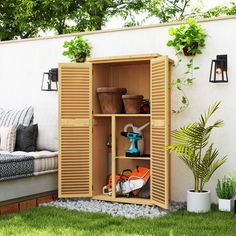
[121, 132, 142, 157]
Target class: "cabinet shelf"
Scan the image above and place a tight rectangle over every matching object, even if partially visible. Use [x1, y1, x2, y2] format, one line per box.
[93, 114, 151, 117]
[115, 156, 150, 161]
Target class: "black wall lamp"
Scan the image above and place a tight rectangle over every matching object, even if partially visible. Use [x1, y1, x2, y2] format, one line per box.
[209, 55, 228, 83]
[41, 68, 58, 91]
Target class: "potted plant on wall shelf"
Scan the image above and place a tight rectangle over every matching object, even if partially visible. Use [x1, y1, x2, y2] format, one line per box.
[167, 101, 227, 213]
[63, 35, 92, 63]
[216, 176, 235, 211]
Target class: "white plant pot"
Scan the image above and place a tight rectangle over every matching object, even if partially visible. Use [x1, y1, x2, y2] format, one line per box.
[187, 190, 211, 213]
[218, 198, 234, 212]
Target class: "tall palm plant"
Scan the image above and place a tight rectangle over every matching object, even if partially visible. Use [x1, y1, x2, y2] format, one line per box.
[167, 101, 227, 192]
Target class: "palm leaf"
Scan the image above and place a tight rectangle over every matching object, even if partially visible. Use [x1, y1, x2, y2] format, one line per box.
[198, 145, 227, 190]
[198, 101, 221, 127]
[171, 124, 210, 150]
[179, 154, 199, 174]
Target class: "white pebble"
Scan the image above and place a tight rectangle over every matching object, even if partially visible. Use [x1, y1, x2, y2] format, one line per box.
[42, 199, 184, 219]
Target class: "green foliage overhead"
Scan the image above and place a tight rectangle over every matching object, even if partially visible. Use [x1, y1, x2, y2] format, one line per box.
[216, 176, 236, 199]
[146, 1, 236, 24]
[0, 0, 147, 41]
[146, 0, 192, 23]
[0, 0, 46, 40]
[203, 2, 236, 18]
[63, 35, 92, 62]
[167, 101, 227, 192]
[1, 0, 235, 41]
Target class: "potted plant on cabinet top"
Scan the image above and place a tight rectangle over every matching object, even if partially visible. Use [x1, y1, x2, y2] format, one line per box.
[167, 101, 227, 213]
[216, 176, 235, 211]
[63, 35, 92, 63]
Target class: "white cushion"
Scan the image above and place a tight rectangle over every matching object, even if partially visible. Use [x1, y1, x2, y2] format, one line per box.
[0, 125, 17, 152]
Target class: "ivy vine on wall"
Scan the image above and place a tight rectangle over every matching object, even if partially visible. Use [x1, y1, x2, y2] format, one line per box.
[167, 18, 207, 114]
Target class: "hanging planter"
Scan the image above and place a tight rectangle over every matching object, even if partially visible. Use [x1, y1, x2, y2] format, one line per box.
[167, 18, 207, 113]
[167, 18, 206, 57]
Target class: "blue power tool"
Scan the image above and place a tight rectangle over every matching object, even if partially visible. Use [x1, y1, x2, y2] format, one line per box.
[121, 132, 142, 157]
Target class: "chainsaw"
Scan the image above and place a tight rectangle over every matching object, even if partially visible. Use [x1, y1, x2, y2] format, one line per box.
[102, 167, 150, 196]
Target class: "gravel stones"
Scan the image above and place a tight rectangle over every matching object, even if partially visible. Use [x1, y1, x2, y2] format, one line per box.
[43, 199, 184, 219]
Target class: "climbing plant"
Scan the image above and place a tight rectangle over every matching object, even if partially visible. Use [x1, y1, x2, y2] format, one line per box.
[167, 18, 207, 113]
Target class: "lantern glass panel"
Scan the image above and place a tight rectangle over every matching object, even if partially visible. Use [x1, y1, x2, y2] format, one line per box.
[41, 72, 58, 91]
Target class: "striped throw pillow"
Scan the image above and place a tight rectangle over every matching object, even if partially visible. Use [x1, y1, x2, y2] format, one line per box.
[0, 106, 34, 127]
[0, 125, 17, 152]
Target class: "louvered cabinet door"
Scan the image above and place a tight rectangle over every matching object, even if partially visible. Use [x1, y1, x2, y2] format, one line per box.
[150, 56, 170, 209]
[58, 63, 92, 198]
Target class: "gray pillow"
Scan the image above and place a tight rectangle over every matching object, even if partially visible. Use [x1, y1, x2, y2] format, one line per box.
[15, 124, 38, 152]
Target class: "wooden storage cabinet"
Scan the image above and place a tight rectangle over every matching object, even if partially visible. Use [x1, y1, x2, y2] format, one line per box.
[59, 54, 172, 209]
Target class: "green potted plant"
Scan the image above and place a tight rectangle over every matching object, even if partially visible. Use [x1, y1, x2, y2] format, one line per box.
[216, 176, 235, 211]
[167, 101, 227, 213]
[63, 35, 92, 63]
[167, 18, 207, 114]
[167, 18, 207, 56]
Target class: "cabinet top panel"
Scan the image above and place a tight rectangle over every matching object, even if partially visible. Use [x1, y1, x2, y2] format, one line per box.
[88, 53, 174, 64]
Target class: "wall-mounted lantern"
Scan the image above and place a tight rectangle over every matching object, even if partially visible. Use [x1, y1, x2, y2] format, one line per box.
[41, 68, 58, 91]
[209, 55, 228, 83]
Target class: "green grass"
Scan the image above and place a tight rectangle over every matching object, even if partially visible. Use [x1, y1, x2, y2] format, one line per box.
[0, 205, 235, 236]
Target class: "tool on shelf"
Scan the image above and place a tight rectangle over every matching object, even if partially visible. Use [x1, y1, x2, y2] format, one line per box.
[102, 167, 150, 197]
[124, 122, 150, 155]
[140, 99, 150, 114]
[102, 175, 121, 195]
[102, 169, 132, 196]
[121, 131, 142, 157]
[116, 166, 150, 196]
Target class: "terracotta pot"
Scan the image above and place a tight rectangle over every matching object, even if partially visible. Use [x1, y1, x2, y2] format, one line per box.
[97, 87, 127, 114]
[122, 95, 143, 114]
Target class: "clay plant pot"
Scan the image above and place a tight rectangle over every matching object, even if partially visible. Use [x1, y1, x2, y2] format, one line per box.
[97, 87, 127, 114]
[122, 95, 143, 114]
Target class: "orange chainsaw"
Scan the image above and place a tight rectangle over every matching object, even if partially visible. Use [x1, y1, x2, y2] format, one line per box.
[102, 167, 150, 196]
[102, 169, 132, 195]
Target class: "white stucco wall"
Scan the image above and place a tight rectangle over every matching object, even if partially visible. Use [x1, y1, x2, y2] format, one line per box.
[0, 16, 236, 202]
